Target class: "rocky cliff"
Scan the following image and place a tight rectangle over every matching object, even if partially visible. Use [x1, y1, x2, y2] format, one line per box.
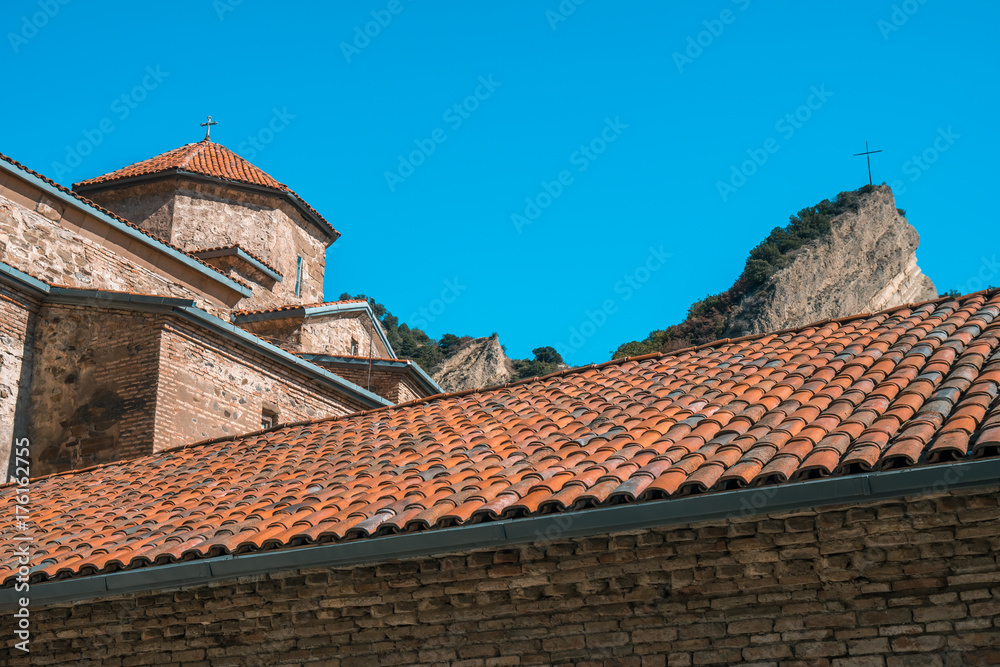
[613, 185, 939, 358]
[432, 334, 512, 393]
[724, 186, 937, 337]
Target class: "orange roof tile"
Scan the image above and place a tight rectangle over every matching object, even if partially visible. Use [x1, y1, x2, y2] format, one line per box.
[4, 290, 1000, 585]
[72, 140, 339, 239]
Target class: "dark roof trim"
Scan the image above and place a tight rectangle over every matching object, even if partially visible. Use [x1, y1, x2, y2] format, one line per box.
[5, 456, 997, 609]
[73, 169, 339, 242]
[0, 159, 252, 298]
[233, 302, 396, 359]
[192, 246, 283, 283]
[0, 262, 390, 409]
[302, 353, 444, 396]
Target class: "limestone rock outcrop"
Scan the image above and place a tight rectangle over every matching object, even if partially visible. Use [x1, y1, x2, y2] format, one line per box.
[432, 333, 512, 393]
[724, 186, 937, 337]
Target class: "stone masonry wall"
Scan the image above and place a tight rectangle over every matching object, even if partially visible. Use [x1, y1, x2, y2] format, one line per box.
[0, 285, 37, 480]
[27, 305, 162, 477]
[79, 180, 176, 242]
[301, 314, 391, 359]
[0, 188, 232, 314]
[4, 485, 999, 666]
[167, 181, 327, 307]
[152, 319, 366, 451]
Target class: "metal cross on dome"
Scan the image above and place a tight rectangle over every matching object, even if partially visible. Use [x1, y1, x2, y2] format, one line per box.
[853, 141, 883, 186]
[200, 116, 218, 141]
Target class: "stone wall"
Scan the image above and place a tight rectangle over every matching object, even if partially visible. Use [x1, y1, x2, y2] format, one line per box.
[84, 178, 330, 308]
[0, 285, 37, 480]
[0, 186, 234, 314]
[26, 306, 162, 477]
[5, 486, 999, 666]
[152, 319, 366, 451]
[238, 313, 392, 359]
[300, 313, 391, 359]
[79, 179, 176, 242]
[169, 181, 328, 307]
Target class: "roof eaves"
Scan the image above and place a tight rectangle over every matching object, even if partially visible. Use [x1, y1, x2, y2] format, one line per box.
[6, 456, 998, 608]
[173, 306, 392, 409]
[192, 246, 283, 283]
[74, 168, 340, 241]
[0, 155, 252, 299]
[233, 301, 396, 359]
[0, 267, 388, 409]
[301, 354, 443, 397]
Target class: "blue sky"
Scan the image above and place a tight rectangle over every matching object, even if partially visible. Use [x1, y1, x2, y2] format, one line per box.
[2, 0, 997, 366]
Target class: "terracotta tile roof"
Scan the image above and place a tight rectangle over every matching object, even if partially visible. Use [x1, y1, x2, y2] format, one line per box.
[4, 291, 1000, 585]
[71, 140, 339, 239]
[231, 298, 369, 318]
[0, 151, 248, 294]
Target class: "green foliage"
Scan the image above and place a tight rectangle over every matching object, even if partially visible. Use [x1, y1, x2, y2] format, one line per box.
[532, 346, 563, 365]
[510, 346, 565, 381]
[339, 293, 564, 376]
[612, 185, 877, 359]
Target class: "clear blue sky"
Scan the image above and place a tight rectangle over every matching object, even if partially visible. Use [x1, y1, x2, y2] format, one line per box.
[2, 1, 997, 366]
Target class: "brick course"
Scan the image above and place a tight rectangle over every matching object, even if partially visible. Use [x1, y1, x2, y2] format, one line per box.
[3, 487, 998, 665]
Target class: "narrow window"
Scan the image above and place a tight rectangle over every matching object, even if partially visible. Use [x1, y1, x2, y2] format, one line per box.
[350, 338, 359, 356]
[294, 255, 303, 297]
[261, 408, 279, 430]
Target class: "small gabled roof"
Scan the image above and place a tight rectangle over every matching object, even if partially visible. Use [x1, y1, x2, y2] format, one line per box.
[3, 290, 1000, 590]
[72, 140, 339, 240]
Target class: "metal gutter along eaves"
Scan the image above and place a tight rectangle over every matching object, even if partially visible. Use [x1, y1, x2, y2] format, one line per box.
[5, 457, 999, 609]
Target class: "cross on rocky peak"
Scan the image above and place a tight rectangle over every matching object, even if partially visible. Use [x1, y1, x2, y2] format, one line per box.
[853, 141, 883, 186]
[200, 116, 218, 141]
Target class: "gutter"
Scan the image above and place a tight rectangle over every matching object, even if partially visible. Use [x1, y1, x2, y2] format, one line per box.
[302, 353, 444, 397]
[0, 261, 390, 410]
[4, 456, 998, 609]
[0, 160, 252, 299]
[172, 307, 391, 408]
[233, 302, 396, 359]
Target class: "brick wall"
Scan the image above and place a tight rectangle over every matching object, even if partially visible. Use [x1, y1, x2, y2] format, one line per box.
[318, 362, 425, 403]
[5, 486, 999, 666]
[26, 305, 162, 477]
[152, 318, 367, 451]
[0, 285, 37, 480]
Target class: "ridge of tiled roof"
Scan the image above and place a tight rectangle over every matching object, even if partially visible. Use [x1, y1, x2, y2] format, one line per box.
[231, 298, 370, 317]
[0, 151, 249, 293]
[190, 244, 282, 277]
[71, 140, 339, 239]
[5, 289, 1000, 586]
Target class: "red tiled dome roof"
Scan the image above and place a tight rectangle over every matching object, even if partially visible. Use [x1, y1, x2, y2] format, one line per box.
[73, 140, 338, 238]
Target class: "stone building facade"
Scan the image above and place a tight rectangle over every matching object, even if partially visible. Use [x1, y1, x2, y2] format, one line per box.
[0, 143, 440, 479]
